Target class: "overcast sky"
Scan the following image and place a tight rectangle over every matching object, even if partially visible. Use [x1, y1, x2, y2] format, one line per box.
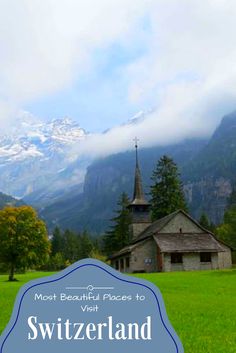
[1, 1, 236, 155]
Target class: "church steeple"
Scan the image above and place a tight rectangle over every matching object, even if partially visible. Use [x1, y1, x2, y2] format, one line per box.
[131, 138, 148, 205]
[128, 138, 151, 240]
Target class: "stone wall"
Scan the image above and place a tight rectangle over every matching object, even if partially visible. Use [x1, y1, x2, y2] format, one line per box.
[218, 244, 232, 269]
[129, 222, 151, 240]
[163, 252, 219, 272]
[130, 239, 157, 273]
[111, 238, 232, 273]
[162, 212, 202, 233]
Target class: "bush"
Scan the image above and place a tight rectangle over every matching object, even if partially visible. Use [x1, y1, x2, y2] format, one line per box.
[39, 252, 67, 271]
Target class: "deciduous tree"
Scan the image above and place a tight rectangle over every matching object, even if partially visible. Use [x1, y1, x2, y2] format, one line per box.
[0, 206, 50, 281]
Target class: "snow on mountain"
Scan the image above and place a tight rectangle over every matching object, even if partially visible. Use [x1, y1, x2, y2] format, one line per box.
[0, 109, 152, 206]
[0, 113, 87, 164]
[0, 112, 89, 201]
[126, 108, 155, 125]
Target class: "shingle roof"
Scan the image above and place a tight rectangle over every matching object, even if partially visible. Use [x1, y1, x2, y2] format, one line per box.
[109, 240, 148, 260]
[154, 233, 224, 253]
[129, 144, 149, 206]
[132, 210, 181, 243]
[109, 210, 230, 261]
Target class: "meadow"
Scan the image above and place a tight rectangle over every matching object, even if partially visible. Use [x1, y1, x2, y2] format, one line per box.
[0, 269, 235, 353]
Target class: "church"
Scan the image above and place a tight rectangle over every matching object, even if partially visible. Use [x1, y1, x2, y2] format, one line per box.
[110, 145, 232, 273]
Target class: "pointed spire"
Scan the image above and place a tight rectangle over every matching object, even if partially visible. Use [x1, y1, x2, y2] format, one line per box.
[131, 138, 148, 205]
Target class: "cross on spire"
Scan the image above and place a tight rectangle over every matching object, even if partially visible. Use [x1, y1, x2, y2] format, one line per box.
[133, 137, 139, 166]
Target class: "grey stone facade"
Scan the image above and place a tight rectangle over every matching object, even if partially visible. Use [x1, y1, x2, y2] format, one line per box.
[163, 252, 219, 272]
[162, 212, 202, 233]
[129, 222, 151, 240]
[110, 211, 232, 273]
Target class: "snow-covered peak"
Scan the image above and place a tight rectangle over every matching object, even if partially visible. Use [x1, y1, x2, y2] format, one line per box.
[126, 108, 155, 125]
[41, 116, 87, 144]
[129, 110, 145, 122]
[0, 113, 87, 163]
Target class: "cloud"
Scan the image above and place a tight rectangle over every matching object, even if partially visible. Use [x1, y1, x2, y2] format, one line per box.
[71, 0, 236, 157]
[0, 0, 152, 123]
[126, 0, 236, 118]
[1, 0, 236, 157]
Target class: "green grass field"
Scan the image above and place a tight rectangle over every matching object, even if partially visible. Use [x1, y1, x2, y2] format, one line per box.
[0, 269, 235, 352]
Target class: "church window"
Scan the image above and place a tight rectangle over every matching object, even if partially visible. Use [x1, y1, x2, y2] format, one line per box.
[200, 252, 211, 262]
[171, 253, 183, 264]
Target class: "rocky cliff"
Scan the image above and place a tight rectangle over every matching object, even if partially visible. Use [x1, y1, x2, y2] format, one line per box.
[40, 111, 236, 233]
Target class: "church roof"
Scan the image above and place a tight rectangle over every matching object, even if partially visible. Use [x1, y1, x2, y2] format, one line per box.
[153, 233, 224, 253]
[132, 210, 181, 243]
[109, 209, 231, 261]
[129, 140, 149, 206]
[131, 209, 231, 252]
[130, 163, 149, 205]
[109, 240, 148, 260]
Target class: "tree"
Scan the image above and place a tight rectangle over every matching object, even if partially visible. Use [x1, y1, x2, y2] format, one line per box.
[63, 229, 80, 264]
[89, 248, 107, 262]
[150, 155, 188, 221]
[216, 207, 236, 249]
[215, 183, 236, 249]
[199, 213, 215, 232]
[51, 226, 64, 255]
[103, 192, 131, 255]
[50, 228, 96, 267]
[0, 206, 50, 281]
[199, 213, 210, 229]
[78, 231, 94, 259]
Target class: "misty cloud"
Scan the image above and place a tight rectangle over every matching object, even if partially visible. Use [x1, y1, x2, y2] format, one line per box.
[0, 0, 151, 123]
[1, 1, 236, 156]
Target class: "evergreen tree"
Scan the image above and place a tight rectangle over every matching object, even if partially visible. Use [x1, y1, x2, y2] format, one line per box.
[199, 213, 215, 232]
[199, 212, 210, 229]
[78, 231, 94, 259]
[47, 227, 66, 270]
[63, 229, 80, 264]
[51, 226, 64, 255]
[199, 213, 210, 229]
[216, 208, 236, 249]
[103, 192, 131, 255]
[49, 228, 97, 268]
[150, 155, 187, 221]
[216, 183, 236, 249]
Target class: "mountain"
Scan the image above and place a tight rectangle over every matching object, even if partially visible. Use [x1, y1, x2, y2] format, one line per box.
[0, 113, 89, 204]
[0, 192, 23, 209]
[3, 109, 236, 234]
[41, 138, 207, 233]
[182, 110, 236, 223]
[41, 110, 236, 233]
[183, 111, 236, 180]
